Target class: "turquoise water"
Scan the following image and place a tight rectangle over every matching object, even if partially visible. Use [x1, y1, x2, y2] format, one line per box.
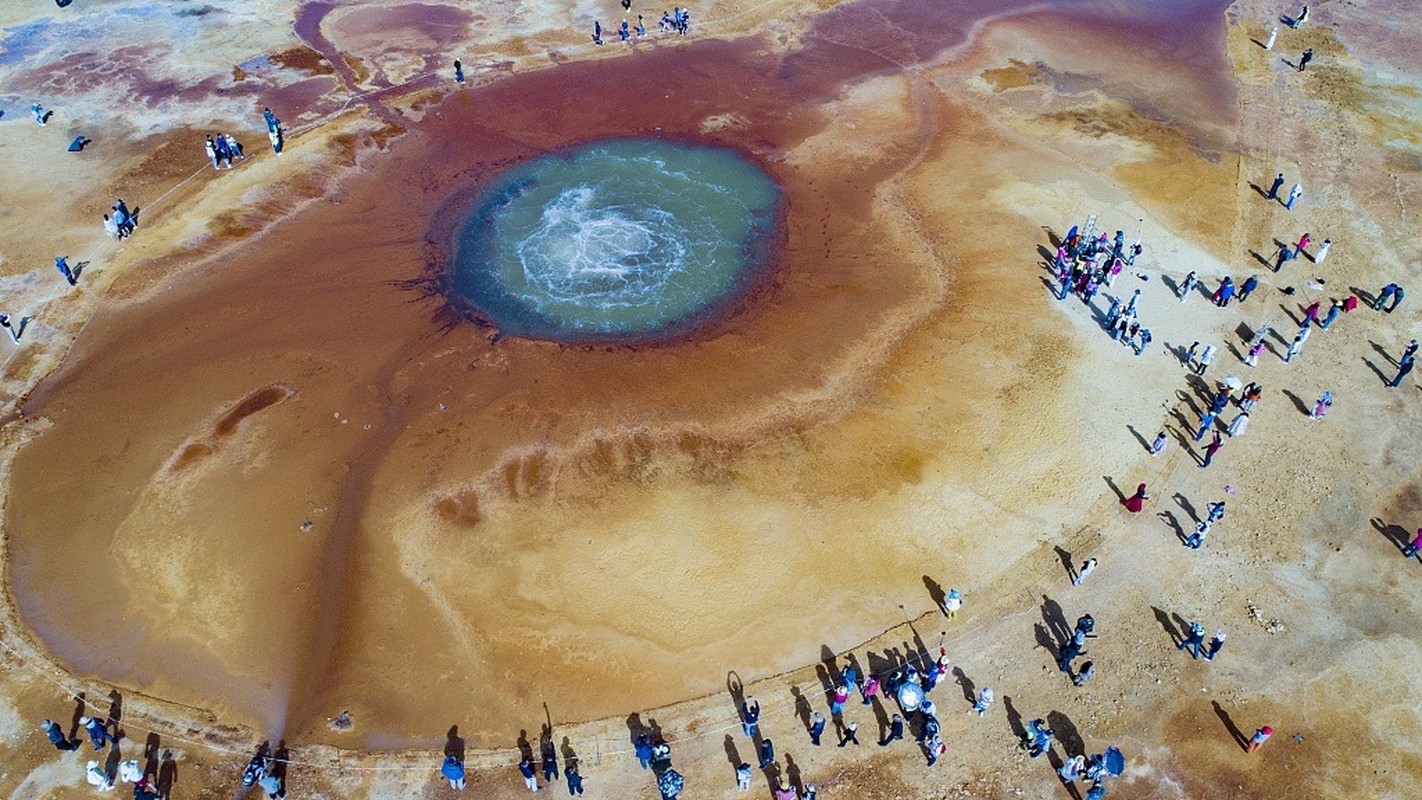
[453, 139, 781, 341]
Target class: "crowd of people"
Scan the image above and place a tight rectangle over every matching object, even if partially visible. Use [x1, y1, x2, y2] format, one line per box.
[16, 2, 1415, 799]
[591, 4, 691, 44]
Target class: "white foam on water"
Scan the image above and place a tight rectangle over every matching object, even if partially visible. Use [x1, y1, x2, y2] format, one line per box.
[514, 184, 693, 310]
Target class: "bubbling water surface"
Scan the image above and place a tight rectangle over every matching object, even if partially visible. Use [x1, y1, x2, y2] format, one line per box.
[454, 139, 780, 340]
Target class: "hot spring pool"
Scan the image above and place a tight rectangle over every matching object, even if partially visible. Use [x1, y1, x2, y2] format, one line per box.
[453, 139, 781, 341]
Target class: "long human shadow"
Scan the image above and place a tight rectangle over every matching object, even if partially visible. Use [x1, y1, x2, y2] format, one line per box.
[723, 734, 742, 772]
[790, 686, 813, 732]
[561, 737, 579, 773]
[441, 725, 464, 761]
[1047, 710, 1084, 759]
[143, 733, 161, 781]
[1363, 358, 1392, 386]
[1126, 424, 1152, 454]
[1041, 595, 1070, 648]
[1053, 545, 1076, 583]
[1371, 517, 1412, 554]
[68, 693, 86, 742]
[1042, 226, 1062, 248]
[1152, 606, 1182, 647]
[1103, 475, 1125, 503]
[952, 666, 976, 706]
[922, 575, 947, 615]
[1175, 389, 1201, 418]
[1212, 700, 1249, 751]
[1370, 341, 1398, 367]
[1350, 286, 1376, 308]
[156, 750, 178, 797]
[1173, 492, 1199, 523]
[1157, 510, 1188, 545]
[1280, 389, 1312, 416]
[1002, 695, 1026, 742]
[785, 754, 804, 794]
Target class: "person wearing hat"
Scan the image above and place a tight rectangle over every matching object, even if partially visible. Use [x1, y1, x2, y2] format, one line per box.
[79, 716, 111, 750]
[1247, 725, 1273, 753]
[39, 719, 78, 751]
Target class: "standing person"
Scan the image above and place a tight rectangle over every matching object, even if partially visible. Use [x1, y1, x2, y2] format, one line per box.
[974, 686, 994, 716]
[925, 733, 946, 767]
[757, 738, 774, 768]
[1400, 528, 1422, 560]
[1245, 339, 1266, 367]
[1201, 432, 1224, 469]
[214, 133, 233, 168]
[1402, 339, 1419, 361]
[1342, 294, 1359, 313]
[837, 721, 859, 747]
[1274, 244, 1291, 272]
[1212, 277, 1235, 307]
[1310, 391, 1333, 419]
[1194, 410, 1218, 442]
[1319, 300, 1342, 330]
[224, 133, 245, 160]
[1072, 660, 1096, 686]
[1388, 285, 1406, 313]
[735, 763, 751, 792]
[1227, 411, 1250, 437]
[1247, 726, 1273, 753]
[1149, 430, 1168, 456]
[268, 125, 283, 155]
[39, 719, 78, 751]
[1267, 172, 1285, 199]
[619, 19, 630, 41]
[1374, 283, 1398, 310]
[1296, 233, 1312, 258]
[55, 256, 77, 286]
[204, 135, 219, 169]
[1179, 621, 1206, 658]
[1303, 300, 1322, 324]
[262, 106, 280, 132]
[453, 59, 465, 83]
[1294, 5, 1309, 26]
[1284, 331, 1305, 363]
[741, 697, 760, 737]
[79, 716, 110, 750]
[1134, 328, 1152, 356]
[1073, 557, 1098, 586]
[1186, 520, 1210, 549]
[860, 674, 880, 704]
[32, 102, 48, 124]
[634, 734, 653, 768]
[566, 764, 585, 795]
[1390, 354, 1416, 388]
[1125, 288, 1141, 315]
[636, 15, 647, 36]
[943, 588, 963, 619]
[808, 712, 826, 746]
[830, 683, 850, 716]
[1058, 754, 1086, 786]
[1204, 630, 1227, 661]
[591, 20, 603, 43]
[1196, 344, 1217, 375]
[1264, 27, 1278, 50]
[1207, 501, 1227, 523]
[442, 754, 467, 790]
[1179, 270, 1198, 302]
[518, 758, 539, 792]
[1122, 483, 1148, 513]
[1, 314, 23, 343]
[1238, 275, 1259, 301]
[1298, 48, 1314, 71]
[1314, 237, 1331, 262]
[541, 738, 559, 783]
[878, 714, 904, 746]
[1285, 183, 1302, 210]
